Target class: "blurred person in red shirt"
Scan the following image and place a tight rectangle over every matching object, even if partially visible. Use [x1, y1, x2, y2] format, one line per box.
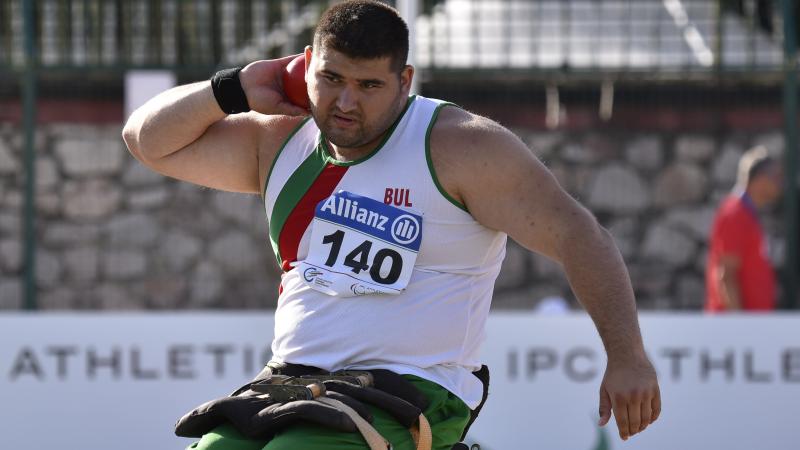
[706, 146, 784, 312]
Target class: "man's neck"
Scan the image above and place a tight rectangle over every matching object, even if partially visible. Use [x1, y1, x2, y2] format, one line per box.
[325, 136, 383, 163]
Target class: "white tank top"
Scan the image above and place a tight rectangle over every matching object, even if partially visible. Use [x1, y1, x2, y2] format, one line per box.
[263, 95, 507, 408]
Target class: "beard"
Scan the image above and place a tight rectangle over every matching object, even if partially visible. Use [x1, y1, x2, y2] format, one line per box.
[318, 115, 370, 148]
[310, 94, 405, 150]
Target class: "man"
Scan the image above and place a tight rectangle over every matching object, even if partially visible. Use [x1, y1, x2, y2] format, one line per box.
[123, 1, 660, 448]
[706, 146, 783, 312]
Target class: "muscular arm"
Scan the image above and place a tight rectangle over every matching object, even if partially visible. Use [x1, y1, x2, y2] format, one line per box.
[430, 106, 660, 440]
[431, 107, 643, 358]
[122, 56, 307, 194]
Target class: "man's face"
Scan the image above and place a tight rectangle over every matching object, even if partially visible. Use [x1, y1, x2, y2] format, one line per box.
[305, 46, 412, 151]
[763, 163, 784, 204]
[756, 162, 784, 205]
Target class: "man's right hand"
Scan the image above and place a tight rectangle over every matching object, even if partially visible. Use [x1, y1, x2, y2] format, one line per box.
[240, 55, 310, 117]
[123, 55, 308, 194]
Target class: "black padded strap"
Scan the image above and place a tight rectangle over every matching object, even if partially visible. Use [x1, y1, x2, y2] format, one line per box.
[459, 365, 490, 442]
[370, 369, 430, 411]
[267, 361, 328, 377]
[326, 380, 421, 428]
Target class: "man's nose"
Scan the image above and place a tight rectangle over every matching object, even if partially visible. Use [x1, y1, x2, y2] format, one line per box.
[335, 85, 358, 112]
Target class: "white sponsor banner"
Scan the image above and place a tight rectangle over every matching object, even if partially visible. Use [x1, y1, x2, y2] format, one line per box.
[0, 313, 271, 450]
[1, 313, 798, 450]
[473, 313, 800, 450]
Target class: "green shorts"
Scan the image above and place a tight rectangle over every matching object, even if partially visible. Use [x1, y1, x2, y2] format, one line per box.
[186, 375, 471, 450]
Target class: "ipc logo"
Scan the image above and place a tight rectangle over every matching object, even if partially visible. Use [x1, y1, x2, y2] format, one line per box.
[303, 267, 324, 282]
[390, 214, 420, 245]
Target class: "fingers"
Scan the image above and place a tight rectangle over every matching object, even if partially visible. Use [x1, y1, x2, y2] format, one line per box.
[275, 101, 310, 117]
[274, 53, 304, 67]
[611, 393, 630, 441]
[616, 389, 659, 440]
[652, 384, 662, 422]
[626, 391, 642, 437]
[640, 393, 653, 433]
[598, 387, 612, 426]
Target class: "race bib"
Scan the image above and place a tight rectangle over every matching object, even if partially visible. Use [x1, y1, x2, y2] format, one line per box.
[297, 191, 423, 297]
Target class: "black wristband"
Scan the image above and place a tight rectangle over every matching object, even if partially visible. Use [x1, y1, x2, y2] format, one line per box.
[210, 67, 251, 114]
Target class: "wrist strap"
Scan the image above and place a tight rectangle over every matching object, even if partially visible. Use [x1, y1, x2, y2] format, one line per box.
[211, 67, 251, 114]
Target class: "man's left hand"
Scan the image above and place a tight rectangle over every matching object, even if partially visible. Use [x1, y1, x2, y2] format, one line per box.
[597, 355, 661, 441]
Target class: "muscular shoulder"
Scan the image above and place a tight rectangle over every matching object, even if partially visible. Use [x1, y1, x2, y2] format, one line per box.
[254, 114, 308, 154]
[428, 106, 534, 208]
[255, 114, 309, 193]
[430, 106, 515, 153]
[429, 105, 593, 257]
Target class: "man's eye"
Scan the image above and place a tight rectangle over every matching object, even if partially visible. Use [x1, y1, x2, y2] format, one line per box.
[362, 82, 380, 89]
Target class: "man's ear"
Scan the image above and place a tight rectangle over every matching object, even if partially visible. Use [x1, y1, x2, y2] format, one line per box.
[399, 64, 414, 94]
[304, 46, 313, 82]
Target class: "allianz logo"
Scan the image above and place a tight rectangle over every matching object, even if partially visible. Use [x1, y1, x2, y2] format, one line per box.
[391, 214, 420, 244]
[320, 195, 389, 231]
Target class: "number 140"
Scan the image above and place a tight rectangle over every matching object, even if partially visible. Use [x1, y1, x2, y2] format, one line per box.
[321, 230, 403, 285]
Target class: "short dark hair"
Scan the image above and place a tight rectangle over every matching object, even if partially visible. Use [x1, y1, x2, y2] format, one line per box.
[313, 0, 409, 72]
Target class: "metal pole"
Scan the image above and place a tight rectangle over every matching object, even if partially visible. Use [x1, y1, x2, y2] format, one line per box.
[21, 0, 38, 310]
[714, 0, 724, 73]
[396, 0, 419, 94]
[782, 0, 798, 309]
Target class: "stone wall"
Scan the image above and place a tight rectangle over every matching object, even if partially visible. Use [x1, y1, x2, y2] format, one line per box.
[0, 123, 280, 310]
[494, 128, 786, 310]
[0, 122, 786, 310]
